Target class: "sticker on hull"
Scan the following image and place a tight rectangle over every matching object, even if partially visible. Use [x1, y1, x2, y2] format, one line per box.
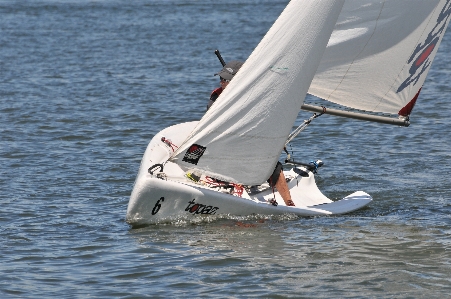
[185, 199, 219, 215]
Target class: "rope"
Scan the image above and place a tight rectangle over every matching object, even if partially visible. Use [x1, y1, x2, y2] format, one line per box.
[204, 176, 244, 197]
[285, 108, 325, 146]
[268, 177, 278, 206]
[161, 137, 179, 152]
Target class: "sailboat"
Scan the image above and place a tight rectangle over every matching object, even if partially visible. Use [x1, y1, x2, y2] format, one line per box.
[126, 0, 451, 225]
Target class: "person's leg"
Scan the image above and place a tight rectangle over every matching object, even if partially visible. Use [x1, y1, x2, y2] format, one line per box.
[275, 171, 295, 206]
[267, 162, 295, 206]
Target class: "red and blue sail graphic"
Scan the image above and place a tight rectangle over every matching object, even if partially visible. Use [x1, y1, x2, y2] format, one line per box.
[397, 0, 451, 116]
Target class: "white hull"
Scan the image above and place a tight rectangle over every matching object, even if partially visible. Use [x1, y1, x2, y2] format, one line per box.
[126, 122, 372, 225]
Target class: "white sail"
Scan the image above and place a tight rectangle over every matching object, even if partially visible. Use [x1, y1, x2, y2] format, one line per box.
[309, 0, 451, 116]
[170, 0, 345, 185]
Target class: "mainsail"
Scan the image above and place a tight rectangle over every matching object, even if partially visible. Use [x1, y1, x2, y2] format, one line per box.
[309, 0, 451, 116]
[170, 0, 346, 185]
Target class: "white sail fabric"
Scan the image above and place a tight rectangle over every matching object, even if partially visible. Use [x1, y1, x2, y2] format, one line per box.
[170, 0, 345, 185]
[309, 0, 451, 116]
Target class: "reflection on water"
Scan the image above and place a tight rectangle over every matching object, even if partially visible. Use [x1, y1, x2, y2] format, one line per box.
[128, 215, 451, 297]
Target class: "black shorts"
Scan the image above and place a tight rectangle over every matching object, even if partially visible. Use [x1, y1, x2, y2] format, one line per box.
[267, 161, 283, 187]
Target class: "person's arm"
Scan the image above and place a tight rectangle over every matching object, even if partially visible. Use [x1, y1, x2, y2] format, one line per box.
[207, 87, 222, 111]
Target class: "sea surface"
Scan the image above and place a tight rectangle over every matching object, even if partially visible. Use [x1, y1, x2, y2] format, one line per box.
[1, 1, 451, 298]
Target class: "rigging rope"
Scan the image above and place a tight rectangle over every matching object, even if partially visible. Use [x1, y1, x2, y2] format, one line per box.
[161, 137, 179, 152]
[285, 108, 325, 146]
[204, 176, 244, 197]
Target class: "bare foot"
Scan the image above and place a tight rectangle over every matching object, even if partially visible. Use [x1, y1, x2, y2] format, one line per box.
[285, 199, 295, 206]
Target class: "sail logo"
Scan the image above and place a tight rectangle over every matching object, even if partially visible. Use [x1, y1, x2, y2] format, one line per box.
[182, 144, 206, 165]
[397, 0, 451, 93]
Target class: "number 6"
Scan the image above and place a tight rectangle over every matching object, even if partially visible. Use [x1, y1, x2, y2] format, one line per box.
[152, 197, 165, 215]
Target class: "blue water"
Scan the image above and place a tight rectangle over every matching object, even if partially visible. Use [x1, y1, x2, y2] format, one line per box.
[1, 1, 451, 298]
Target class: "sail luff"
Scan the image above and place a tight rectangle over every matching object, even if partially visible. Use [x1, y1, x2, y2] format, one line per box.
[170, 0, 346, 185]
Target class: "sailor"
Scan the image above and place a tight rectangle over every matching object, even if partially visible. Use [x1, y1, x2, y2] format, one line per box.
[207, 60, 295, 207]
[207, 60, 244, 110]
